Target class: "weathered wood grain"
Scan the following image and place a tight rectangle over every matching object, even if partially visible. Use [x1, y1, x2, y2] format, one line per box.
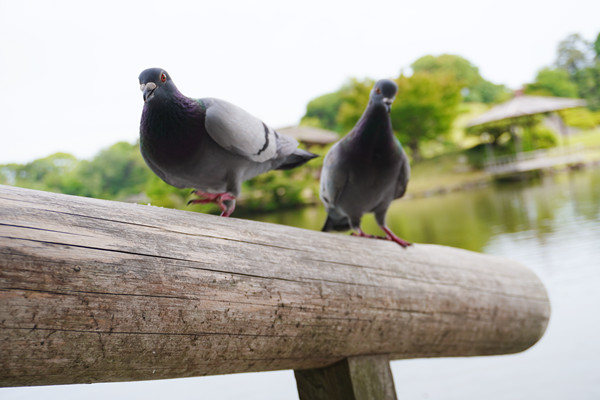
[0, 185, 550, 387]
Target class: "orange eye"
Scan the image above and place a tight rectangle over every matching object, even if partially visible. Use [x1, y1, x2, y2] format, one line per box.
[375, 87, 381, 94]
[160, 73, 167, 83]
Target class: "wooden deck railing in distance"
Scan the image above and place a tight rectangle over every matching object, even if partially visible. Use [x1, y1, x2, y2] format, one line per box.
[0, 185, 550, 398]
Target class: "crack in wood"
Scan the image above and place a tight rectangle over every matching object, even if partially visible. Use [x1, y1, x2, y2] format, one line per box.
[1, 325, 301, 339]
[0, 237, 547, 302]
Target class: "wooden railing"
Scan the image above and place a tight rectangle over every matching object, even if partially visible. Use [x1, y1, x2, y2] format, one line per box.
[0, 185, 550, 399]
[484, 144, 585, 175]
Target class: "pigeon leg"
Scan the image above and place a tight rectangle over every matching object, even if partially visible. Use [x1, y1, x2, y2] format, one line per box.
[216, 195, 236, 217]
[351, 228, 381, 239]
[188, 190, 237, 217]
[187, 191, 220, 205]
[380, 226, 412, 248]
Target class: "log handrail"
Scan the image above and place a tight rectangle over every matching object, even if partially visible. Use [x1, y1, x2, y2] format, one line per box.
[0, 184, 550, 393]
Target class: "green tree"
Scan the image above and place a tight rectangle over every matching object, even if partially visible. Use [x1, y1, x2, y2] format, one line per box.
[144, 173, 190, 209]
[69, 141, 150, 200]
[391, 72, 462, 161]
[301, 78, 374, 134]
[301, 92, 345, 132]
[335, 78, 375, 133]
[411, 54, 509, 103]
[7, 152, 78, 192]
[553, 32, 600, 110]
[555, 33, 593, 75]
[300, 70, 462, 162]
[525, 68, 579, 97]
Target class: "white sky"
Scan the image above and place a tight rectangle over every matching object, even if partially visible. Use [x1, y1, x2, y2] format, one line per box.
[0, 0, 599, 164]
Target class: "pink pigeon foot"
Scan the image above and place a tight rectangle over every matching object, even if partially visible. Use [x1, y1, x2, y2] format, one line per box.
[351, 228, 382, 239]
[188, 190, 237, 217]
[381, 226, 412, 247]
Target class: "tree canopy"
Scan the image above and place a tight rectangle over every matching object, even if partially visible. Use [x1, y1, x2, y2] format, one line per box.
[300, 78, 374, 133]
[411, 54, 509, 103]
[551, 32, 600, 110]
[300, 55, 471, 160]
[391, 72, 462, 160]
[555, 34, 594, 75]
[1, 141, 324, 215]
[525, 68, 579, 98]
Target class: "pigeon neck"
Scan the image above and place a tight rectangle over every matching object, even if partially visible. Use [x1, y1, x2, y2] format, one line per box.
[139, 88, 205, 166]
[351, 103, 395, 146]
[141, 89, 203, 136]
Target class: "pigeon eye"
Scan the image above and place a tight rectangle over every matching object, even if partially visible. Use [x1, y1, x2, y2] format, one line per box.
[375, 87, 381, 94]
[160, 73, 167, 83]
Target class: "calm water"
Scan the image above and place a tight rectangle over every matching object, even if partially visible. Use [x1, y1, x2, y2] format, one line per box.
[3, 168, 600, 399]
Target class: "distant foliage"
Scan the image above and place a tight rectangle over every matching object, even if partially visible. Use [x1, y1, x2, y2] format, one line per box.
[561, 107, 600, 129]
[6, 153, 78, 192]
[411, 54, 510, 103]
[521, 126, 559, 152]
[73, 142, 149, 200]
[550, 32, 600, 110]
[301, 78, 374, 134]
[525, 68, 579, 98]
[300, 60, 468, 161]
[555, 34, 594, 75]
[335, 78, 375, 133]
[301, 92, 345, 132]
[392, 72, 462, 161]
[1, 140, 323, 215]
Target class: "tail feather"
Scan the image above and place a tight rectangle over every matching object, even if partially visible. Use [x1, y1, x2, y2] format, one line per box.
[276, 148, 318, 170]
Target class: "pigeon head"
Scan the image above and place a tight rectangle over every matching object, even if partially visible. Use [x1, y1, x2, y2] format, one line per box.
[370, 79, 398, 113]
[139, 68, 175, 102]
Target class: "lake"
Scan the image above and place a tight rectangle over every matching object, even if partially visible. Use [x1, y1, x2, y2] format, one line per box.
[2, 168, 600, 399]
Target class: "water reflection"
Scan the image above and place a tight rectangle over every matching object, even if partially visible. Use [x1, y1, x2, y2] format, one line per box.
[251, 168, 600, 255]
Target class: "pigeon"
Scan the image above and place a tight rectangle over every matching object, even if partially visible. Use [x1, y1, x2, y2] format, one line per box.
[138, 68, 317, 216]
[319, 79, 412, 247]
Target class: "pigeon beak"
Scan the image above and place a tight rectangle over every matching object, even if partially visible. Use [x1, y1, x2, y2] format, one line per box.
[383, 97, 394, 113]
[140, 82, 157, 102]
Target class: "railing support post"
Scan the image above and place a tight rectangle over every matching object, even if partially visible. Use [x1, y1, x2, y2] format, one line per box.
[294, 355, 397, 400]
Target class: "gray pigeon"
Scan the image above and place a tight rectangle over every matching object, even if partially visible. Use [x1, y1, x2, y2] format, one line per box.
[138, 68, 317, 216]
[320, 79, 411, 247]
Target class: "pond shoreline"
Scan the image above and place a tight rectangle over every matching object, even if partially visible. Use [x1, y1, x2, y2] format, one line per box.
[406, 157, 600, 199]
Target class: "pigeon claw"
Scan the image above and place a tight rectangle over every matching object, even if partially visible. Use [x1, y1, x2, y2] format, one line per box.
[351, 227, 412, 248]
[351, 229, 383, 239]
[188, 190, 237, 217]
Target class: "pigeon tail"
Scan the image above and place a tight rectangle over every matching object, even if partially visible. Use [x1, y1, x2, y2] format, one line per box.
[321, 214, 352, 232]
[276, 148, 318, 170]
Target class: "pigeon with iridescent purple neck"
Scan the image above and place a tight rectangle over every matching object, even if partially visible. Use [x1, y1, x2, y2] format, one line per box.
[320, 79, 412, 247]
[138, 68, 317, 217]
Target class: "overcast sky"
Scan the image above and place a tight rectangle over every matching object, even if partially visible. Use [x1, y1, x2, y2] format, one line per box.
[1, 0, 599, 165]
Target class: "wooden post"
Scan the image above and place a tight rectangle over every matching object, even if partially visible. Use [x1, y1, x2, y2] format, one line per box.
[0, 185, 550, 388]
[295, 355, 397, 400]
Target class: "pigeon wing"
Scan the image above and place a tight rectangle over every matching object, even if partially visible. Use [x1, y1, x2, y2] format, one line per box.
[320, 142, 348, 208]
[394, 140, 410, 199]
[203, 98, 278, 163]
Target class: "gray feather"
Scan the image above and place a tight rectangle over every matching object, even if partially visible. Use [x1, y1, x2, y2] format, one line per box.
[203, 98, 278, 163]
